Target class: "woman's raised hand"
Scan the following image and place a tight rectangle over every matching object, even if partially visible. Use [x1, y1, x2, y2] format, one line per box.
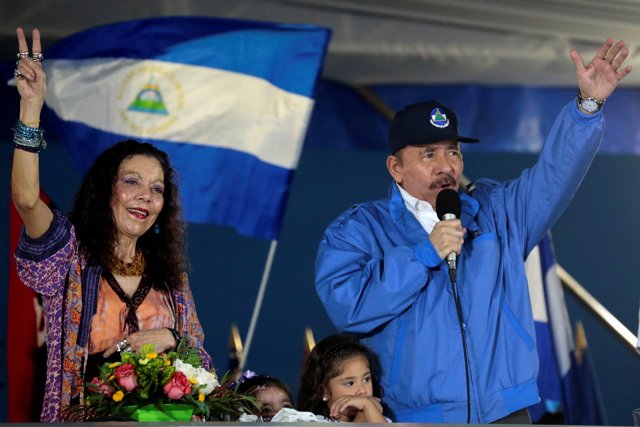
[15, 27, 46, 118]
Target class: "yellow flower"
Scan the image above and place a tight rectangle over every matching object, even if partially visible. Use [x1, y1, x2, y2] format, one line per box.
[108, 362, 122, 368]
[113, 391, 124, 402]
[198, 393, 205, 402]
[189, 378, 198, 385]
[164, 359, 171, 366]
[108, 375, 115, 381]
[146, 352, 158, 360]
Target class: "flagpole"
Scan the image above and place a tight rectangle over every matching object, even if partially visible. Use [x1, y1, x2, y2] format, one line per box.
[557, 265, 638, 351]
[240, 239, 278, 370]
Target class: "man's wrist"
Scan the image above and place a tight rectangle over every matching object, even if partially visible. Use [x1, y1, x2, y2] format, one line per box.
[577, 91, 605, 114]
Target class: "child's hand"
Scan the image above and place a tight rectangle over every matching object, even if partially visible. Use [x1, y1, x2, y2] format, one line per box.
[329, 395, 385, 422]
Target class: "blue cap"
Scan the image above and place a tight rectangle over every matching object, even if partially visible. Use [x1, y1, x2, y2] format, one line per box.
[389, 100, 479, 153]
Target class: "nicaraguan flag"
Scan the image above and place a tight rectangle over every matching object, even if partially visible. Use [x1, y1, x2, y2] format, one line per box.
[42, 16, 330, 239]
[526, 233, 607, 424]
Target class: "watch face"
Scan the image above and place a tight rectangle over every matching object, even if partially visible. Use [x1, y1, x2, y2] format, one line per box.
[581, 98, 599, 113]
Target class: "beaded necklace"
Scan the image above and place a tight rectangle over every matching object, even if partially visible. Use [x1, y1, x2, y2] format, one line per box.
[108, 248, 146, 276]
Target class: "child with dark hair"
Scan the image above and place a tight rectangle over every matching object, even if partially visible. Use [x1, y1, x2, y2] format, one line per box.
[237, 374, 294, 421]
[297, 334, 388, 422]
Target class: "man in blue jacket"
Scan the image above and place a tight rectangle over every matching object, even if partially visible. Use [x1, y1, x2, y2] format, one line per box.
[315, 38, 631, 423]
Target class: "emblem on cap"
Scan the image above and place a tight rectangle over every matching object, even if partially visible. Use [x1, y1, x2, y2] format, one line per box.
[429, 108, 450, 129]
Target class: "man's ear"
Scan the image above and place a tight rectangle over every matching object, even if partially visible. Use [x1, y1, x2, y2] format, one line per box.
[386, 154, 402, 184]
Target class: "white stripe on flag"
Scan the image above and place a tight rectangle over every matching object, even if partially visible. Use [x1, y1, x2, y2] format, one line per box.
[543, 261, 573, 376]
[44, 58, 313, 169]
[526, 238, 574, 376]
[525, 245, 548, 323]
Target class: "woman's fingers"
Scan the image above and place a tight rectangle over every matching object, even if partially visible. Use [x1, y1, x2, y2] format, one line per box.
[31, 28, 42, 54]
[15, 28, 44, 82]
[16, 27, 29, 53]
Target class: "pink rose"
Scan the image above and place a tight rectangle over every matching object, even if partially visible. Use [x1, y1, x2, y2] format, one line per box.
[114, 363, 139, 392]
[163, 371, 191, 400]
[88, 377, 112, 396]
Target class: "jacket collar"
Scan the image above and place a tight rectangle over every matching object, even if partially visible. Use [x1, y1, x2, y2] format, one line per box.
[388, 182, 480, 235]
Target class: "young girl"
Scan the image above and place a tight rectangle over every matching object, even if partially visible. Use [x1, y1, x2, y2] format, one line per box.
[297, 334, 388, 423]
[237, 374, 294, 421]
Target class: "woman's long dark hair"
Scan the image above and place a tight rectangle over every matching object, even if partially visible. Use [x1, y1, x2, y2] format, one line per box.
[297, 334, 383, 417]
[69, 140, 187, 289]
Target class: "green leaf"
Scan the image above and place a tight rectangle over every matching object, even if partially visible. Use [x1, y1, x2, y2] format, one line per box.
[140, 343, 155, 358]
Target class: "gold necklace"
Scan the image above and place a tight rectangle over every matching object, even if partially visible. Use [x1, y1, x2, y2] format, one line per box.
[109, 249, 146, 276]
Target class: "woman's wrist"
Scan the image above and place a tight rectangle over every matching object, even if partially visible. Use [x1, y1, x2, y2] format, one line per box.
[19, 103, 43, 126]
[19, 113, 42, 128]
[166, 328, 182, 348]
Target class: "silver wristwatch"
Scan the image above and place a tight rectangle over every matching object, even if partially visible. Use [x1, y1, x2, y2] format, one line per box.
[577, 92, 605, 114]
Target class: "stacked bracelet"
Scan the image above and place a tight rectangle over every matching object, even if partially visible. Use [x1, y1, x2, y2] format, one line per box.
[13, 120, 46, 153]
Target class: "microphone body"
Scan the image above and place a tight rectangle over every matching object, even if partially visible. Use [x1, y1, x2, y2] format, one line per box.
[441, 213, 457, 273]
[435, 189, 462, 282]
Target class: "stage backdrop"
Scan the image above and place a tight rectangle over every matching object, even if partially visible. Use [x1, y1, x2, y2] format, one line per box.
[2, 70, 640, 424]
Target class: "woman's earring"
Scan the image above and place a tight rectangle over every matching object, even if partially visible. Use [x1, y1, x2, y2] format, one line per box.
[153, 224, 160, 234]
[322, 396, 328, 402]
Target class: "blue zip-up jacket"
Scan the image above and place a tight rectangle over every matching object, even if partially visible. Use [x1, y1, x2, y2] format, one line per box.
[315, 101, 603, 423]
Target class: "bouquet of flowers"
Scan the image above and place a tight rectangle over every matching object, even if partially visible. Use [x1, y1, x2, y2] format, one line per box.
[78, 341, 259, 421]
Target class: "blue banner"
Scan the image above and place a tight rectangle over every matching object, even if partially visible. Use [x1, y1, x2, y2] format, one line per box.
[303, 81, 640, 155]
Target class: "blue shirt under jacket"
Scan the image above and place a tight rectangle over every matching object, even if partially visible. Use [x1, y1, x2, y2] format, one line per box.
[315, 101, 604, 423]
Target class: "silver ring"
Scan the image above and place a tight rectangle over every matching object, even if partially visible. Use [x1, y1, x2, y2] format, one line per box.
[17, 52, 29, 59]
[116, 338, 128, 352]
[122, 345, 133, 353]
[31, 52, 43, 62]
[14, 69, 22, 79]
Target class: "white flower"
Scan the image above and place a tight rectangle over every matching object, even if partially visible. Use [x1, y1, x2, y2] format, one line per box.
[174, 359, 219, 395]
[174, 359, 198, 378]
[193, 367, 219, 395]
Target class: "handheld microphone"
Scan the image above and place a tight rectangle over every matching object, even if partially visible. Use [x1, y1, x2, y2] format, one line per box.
[436, 188, 470, 423]
[435, 188, 462, 282]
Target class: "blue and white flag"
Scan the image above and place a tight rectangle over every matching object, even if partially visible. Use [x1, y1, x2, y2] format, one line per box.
[526, 233, 607, 424]
[42, 16, 330, 239]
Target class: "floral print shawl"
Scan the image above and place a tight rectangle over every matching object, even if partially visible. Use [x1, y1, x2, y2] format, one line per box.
[15, 209, 212, 422]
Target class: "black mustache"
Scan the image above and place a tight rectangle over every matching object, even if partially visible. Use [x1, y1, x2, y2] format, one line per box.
[429, 174, 456, 190]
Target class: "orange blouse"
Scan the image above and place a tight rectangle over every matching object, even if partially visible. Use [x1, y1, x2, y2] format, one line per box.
[89, 276, 175, 353]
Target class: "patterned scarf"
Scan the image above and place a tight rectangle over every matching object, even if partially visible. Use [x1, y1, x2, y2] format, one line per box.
[101, 269, 152, 333]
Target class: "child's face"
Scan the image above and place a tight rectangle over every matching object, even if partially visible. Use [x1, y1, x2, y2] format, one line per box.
[255, 385, 293, 421]
[324, 356, 373, 406]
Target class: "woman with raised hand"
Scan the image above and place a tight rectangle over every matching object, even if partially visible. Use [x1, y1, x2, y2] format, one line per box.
[12, 28, 211, 422]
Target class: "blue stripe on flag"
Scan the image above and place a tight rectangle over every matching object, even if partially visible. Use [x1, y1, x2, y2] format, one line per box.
[530, 322, 563, 421]
[43, 16, 330, 97]
[48, 116, 294, 240]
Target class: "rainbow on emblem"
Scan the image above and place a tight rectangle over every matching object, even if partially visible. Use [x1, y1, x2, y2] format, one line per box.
[128, 79, 169, 115]
[429, 107, 449, 128]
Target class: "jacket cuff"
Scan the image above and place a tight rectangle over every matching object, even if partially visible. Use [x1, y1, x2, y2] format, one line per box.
[15, 209, 71, 262]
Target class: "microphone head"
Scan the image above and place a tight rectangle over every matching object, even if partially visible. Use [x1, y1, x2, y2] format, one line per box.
[435, 188, 461, 220]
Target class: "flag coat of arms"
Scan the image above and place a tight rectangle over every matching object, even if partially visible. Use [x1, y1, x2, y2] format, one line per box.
[42, 16, 330, 239]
